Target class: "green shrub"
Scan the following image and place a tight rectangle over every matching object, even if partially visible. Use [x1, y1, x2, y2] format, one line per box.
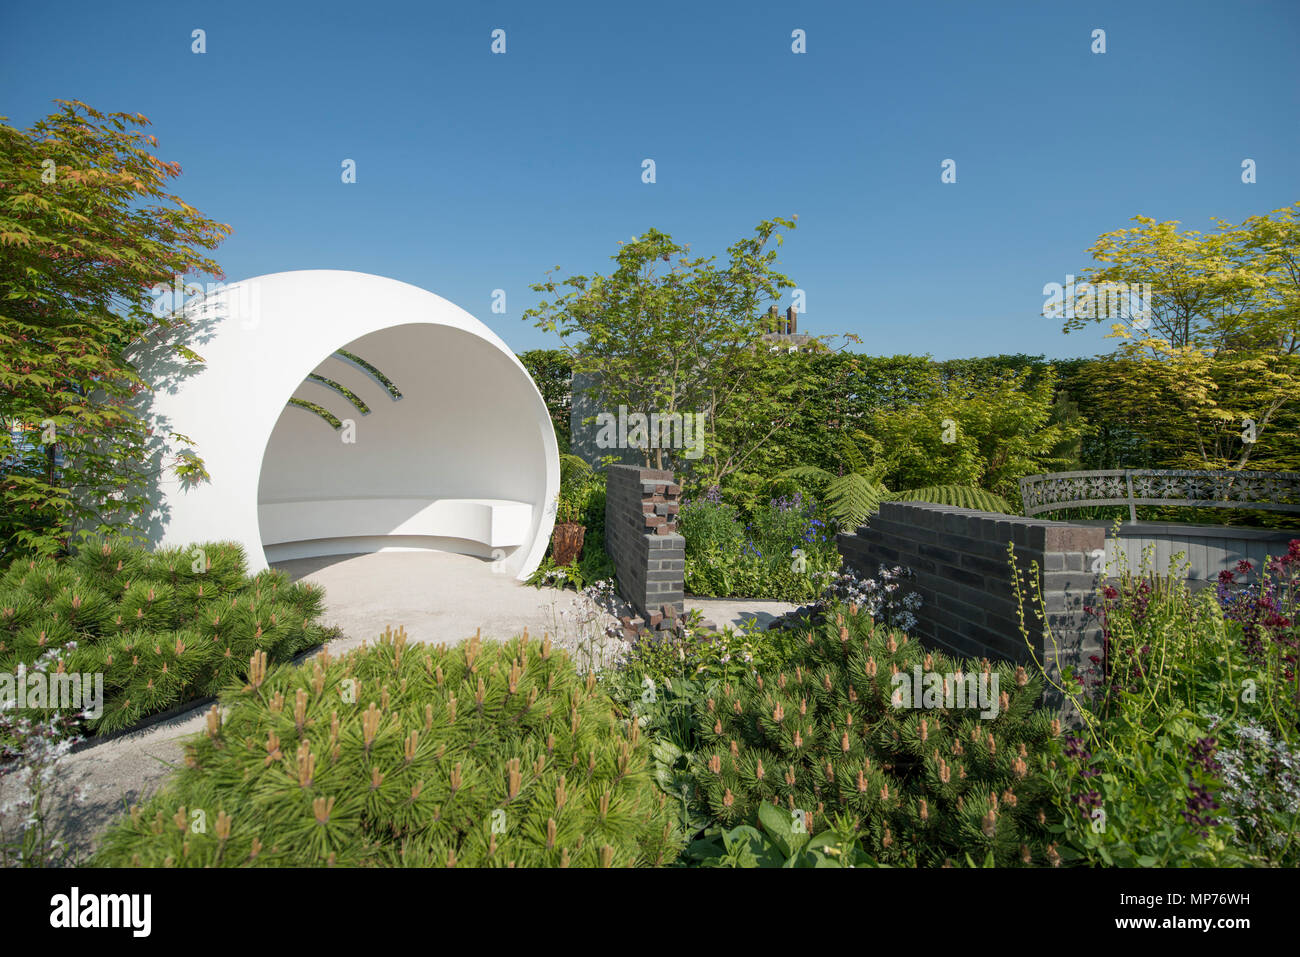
[680, 493, 840, 602]
[92, 627, 681, 867]
[678, 497, 744, 554]
[693, 601, 1062, 866]
[683, 804, 872, 867]
[597, 613, 815, 837]
[0, 538, 329, 739]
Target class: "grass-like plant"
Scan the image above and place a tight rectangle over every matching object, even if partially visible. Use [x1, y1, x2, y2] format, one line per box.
[286, 398, 343, 430]
[306, 374, 371, 415]
[335, 349, 402, 400]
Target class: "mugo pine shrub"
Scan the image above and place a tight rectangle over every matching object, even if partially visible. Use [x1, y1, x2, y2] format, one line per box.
[694, 601, 1063, 866]
[93, 627, 681, 867]
[0, 538, 327, 737]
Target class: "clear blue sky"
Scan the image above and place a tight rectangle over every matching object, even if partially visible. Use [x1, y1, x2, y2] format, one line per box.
[3, 0, 1297, 360]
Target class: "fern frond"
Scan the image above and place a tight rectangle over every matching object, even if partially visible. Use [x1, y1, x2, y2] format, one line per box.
[889, 485, 1014, 514]
[825, 474, 891, 530]
[559, 453, 593, 486]
[837, 435, 872, 476]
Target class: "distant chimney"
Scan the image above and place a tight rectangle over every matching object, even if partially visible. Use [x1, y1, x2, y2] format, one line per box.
[786, 305, 797, 335]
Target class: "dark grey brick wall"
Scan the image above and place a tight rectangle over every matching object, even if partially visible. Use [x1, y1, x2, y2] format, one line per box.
[605, 465, 684, 630]
[838, 502, 1104, 717]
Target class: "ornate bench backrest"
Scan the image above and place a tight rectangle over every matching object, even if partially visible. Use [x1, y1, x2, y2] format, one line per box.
[1019, 469, 1300, 522]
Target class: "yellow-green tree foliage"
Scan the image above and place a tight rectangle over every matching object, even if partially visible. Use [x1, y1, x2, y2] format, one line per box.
[1059, 204, 1300, 471]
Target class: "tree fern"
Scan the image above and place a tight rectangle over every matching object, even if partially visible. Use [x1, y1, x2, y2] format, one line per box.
[777, 466, 886, 530]
[836, 433, 876, 477]
[889, 485, 1014, 513]
[826, 474, 893, 529]
[559, 453, 593, 487]
[557, 454, 595, 523]
[778, 466, 1013, 530]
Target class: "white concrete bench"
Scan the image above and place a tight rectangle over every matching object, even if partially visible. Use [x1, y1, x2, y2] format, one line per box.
[258, 497, 534, 556]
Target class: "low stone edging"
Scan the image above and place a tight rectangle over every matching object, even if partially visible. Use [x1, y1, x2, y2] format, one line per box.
[65, 641, 327, 755]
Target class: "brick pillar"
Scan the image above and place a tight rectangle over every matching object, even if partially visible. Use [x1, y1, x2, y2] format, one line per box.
[604, 465, 686, 636]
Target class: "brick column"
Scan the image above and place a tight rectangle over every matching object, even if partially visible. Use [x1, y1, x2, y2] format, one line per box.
[604, 465, 686, 636]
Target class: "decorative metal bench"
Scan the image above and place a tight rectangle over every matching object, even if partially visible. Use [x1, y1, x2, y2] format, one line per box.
[1019, 469, 1300, 523]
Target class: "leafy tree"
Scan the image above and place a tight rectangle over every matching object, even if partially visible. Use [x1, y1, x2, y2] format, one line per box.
[934, 353, 1053, 388]
[523, 218, 833, 473]
[0, 101, 229, 560]
[690, 341, 866, 501]
[1052, 357, 1154, 470]
[1057, 205, 1300, 471]
[823, 353, 935, 426]
[1058, 214, 1256, 351]
[775, 366, 1077, 526]
[866, 367, 1082, 502]
[1221, 203, 1300, 356]
[1068, 348, 1300, 472]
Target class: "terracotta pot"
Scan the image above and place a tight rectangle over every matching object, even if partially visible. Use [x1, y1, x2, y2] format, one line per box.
[551, 522, 586, 567]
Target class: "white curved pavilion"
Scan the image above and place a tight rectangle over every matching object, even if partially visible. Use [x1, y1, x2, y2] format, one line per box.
[137, 270, 558, 579]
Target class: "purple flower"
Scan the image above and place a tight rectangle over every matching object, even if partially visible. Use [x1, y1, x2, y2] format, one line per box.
[1181, 782, 1221, 837]
[1073, 789, 1103, 811]
[1189, 736, 1221, 775]
[1063, 736, 1091, 762]
[1180, 737, 1223, 837]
